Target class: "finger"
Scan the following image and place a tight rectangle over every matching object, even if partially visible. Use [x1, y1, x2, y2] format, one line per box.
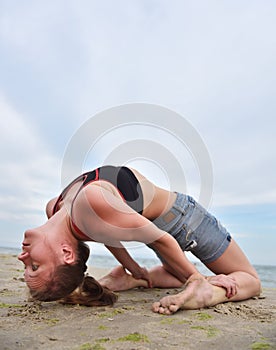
[148, 279, 153, 288]
[228, 284, 236, 298]
[223, 282, 233, 298]
[225, 286, 231, 298]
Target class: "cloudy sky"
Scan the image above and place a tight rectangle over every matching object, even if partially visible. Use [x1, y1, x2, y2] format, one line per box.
[0, 1, 275, 265]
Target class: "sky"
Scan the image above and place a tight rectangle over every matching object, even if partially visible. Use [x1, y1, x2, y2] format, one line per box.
[0, 0, 275, 265]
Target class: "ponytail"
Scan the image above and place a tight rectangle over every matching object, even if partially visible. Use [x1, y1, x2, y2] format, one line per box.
[59, 275, 118, 306]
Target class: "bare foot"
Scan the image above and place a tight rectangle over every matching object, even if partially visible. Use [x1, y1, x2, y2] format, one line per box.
[152, 276, 214, 314]
[99, 265, 147, 291]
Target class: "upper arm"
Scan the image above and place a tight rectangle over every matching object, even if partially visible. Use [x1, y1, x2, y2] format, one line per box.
[73, 185, 165, 245]
[75, 186, 197, 280]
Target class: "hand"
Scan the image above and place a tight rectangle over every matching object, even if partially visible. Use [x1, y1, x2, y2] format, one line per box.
[207, 274, 237, 298]
[132, 267, 153, 288]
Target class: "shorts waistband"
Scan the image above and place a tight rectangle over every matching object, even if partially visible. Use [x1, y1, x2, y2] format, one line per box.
[152, 192, 190, 232]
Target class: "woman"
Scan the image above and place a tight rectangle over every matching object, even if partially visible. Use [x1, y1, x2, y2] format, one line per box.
[18, 165, 261, 313]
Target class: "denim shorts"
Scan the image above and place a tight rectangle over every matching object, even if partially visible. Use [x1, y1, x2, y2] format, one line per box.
[149, 192, 232, 264]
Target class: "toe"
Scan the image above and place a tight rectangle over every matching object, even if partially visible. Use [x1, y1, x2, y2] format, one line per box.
[158, 306, 167, 314]
[169, 304, 180, 314]
[164, 307, 174, 315]
[151, 302, 161, 313]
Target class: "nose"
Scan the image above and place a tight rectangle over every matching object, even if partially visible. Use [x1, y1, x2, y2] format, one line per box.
[23, 227, 41, 244]
[22, 228, 37, 247]
[23, 228, 33, 242]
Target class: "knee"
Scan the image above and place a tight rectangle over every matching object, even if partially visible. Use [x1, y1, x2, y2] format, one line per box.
[247, 269, 262, 296]
[247, 273, 262, 297]
[254, 277, 262, 296]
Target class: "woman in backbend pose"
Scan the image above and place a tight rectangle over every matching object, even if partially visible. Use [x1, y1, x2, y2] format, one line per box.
[18, 165, 261, 314]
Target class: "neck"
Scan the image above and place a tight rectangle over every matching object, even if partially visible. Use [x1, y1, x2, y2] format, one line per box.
[45, 207, 78, 246]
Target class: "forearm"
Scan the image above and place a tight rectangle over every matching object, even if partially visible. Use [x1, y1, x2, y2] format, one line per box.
[151, 234, 198, 283]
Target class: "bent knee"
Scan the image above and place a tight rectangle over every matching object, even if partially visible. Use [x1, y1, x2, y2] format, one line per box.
[248, 269, 262, 296]
[245, 274, 262, 297]
[254, 276, 262, 296]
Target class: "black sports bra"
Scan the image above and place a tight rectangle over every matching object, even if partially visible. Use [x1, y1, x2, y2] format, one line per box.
[52, 166, 144, 239]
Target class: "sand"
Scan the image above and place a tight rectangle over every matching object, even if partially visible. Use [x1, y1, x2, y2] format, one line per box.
[0, 253, 275, 350]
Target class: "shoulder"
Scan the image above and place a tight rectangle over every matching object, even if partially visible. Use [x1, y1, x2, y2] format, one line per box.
[74, 184, 129, 222]
[75, 183, 147, 231]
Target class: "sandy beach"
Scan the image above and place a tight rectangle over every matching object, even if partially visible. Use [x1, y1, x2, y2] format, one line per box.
[0, 253, 275, 350]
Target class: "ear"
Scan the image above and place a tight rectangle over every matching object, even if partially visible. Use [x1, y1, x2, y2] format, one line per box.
[61, 244, 76, 265]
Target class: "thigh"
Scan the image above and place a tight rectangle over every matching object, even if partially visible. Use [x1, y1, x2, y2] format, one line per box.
[205, 239, 258, 279]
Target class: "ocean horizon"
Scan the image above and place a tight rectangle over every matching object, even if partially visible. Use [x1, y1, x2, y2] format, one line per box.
[2, 246, 276, 289]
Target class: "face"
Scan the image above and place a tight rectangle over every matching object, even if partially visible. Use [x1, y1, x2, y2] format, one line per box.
[18, 228, 62, 291]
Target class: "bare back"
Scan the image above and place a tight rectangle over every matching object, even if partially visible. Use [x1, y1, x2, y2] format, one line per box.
[47, 167, 177, 223]
[130, 168, 177, 220]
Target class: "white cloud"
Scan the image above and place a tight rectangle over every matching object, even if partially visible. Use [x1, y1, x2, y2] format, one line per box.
[0, 1, 275, 261]
[0, 94, 60, 227]
[0, 2, 63, 60]
[57, 2, 276, 210]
